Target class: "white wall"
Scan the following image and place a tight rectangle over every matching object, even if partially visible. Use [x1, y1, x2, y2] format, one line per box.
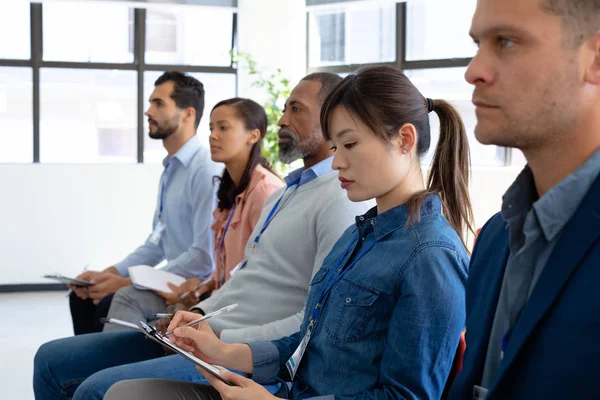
[0, 163, 520, 285]
[0, 165, 163, 284]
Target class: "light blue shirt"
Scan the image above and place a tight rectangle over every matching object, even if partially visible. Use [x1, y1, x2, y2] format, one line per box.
[114, 136, 222, 280]
[284, 157, 334, 186]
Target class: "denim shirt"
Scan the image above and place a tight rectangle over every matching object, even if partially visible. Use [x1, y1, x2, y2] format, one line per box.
[248, 195, 469, 399]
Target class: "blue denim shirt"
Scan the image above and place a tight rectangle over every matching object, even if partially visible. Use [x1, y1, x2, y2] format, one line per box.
[248, 195, 469, 399]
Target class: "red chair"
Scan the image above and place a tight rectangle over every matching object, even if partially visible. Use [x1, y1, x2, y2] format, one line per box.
[442, 331, 466, 400]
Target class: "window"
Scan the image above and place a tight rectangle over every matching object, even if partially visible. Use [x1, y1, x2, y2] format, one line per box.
[315, 12, 346, 63]
[146, 10, 178, 53]
[405, 68, 506, 167]
[143, 72, 237, 163]
[307, 1, 516, 167]
[308, 3, 396, 67]
[406, 0, 477, 61]
[40, 69, 138, 163]
[144, 6, 234, 66]
[511, 149, 528, 167]
[0, 67, 33, 163]
[0, 3, 236, 164]
[0, 3, 30, 60]
[43, 2, 134, 63]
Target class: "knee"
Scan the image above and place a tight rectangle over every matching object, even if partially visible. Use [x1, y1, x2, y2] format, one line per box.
[72, 369, 117, 400]
[112, 286, 138, 303]
[33, 339, 71, 396]
[34, 340, 60, 381]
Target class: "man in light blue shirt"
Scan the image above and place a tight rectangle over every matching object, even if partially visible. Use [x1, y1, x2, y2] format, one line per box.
[68, 71, 221, 335]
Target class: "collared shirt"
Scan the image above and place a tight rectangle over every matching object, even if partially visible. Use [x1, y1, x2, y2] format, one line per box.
[193, 158, 371, 344]
[210, 165, 284, 288]
[248, 195, 469, 399]
[284, 157, 334, 187]
[481, 147, 600, 389]
[114, 136, 222, 280]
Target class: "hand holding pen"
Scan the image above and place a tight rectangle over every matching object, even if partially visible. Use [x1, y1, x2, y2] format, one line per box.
[179, 277, 216, 307]
[165, 304, 238, 337]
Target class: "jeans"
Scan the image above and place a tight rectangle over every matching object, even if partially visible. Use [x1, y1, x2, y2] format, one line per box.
[33, 330, 282, 400]
[69, 293, 114, 335]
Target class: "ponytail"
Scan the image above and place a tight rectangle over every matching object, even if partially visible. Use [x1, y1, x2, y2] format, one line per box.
[425, 99, 474, 250]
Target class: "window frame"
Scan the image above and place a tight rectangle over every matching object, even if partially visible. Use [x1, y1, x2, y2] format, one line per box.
[306, 2, 513, 166]
[0, 4, 238, 163]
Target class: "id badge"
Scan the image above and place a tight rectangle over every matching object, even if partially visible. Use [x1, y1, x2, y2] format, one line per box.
[149, 220, 166, 245]
[473, 385, 489, 400]
[229, 258, 247, 277]
[285, 325, 312, 380]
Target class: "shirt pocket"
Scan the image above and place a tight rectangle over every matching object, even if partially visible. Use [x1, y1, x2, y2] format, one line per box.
[302, 267, 330, 327]
[324, 278, 380, 344]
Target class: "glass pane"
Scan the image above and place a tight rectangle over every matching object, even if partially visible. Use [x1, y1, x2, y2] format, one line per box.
[43, 2, 133, 63]
[145, 7, 233, 66]
[0, 3, 30, 60]
[309, 3, 396, 67]
[511, 148, 527, 167]
[406, 0, 477, 61]
[0, 67, 33, 163]
[143, 72, 237, 163]
[40, 69, 137, 163]
[405, 67, 506, 166]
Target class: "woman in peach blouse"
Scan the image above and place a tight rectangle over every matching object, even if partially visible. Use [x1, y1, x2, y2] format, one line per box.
[177, 98, 283, 306]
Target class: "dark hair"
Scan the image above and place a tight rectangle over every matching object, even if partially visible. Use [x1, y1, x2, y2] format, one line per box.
[542, 0, 600, 46]
[155, 71, 205, 129]
[211, 98, 278, 210]
[301, 73, 344, 105]
[320, 65, 474, 249]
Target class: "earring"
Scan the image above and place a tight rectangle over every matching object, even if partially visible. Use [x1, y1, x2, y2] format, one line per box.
[402, 149, 408, 154]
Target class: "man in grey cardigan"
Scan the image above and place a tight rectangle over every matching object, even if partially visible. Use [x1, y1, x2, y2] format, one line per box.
[33, 72, 373, 400]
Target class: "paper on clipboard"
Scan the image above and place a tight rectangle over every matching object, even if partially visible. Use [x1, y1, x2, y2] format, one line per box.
[138, 321, 235, 386]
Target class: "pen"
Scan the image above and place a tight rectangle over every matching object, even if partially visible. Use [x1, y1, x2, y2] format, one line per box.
[179, 277, 215, 301]
[165, 303, 238, 337]
[66, 264, 89, 298]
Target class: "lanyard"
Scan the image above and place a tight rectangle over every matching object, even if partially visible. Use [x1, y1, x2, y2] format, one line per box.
[158, 163, 170, 220]
[310, 233, 378, 327]
[252, 177, 301, 248]
[219, 204, 237, 254]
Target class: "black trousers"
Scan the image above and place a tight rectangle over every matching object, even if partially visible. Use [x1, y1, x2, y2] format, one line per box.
[69, 292, 114, 335]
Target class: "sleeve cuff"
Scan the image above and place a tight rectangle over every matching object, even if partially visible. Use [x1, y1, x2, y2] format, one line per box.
[113, 262, 130, 278]
[247, 341, 281, 384]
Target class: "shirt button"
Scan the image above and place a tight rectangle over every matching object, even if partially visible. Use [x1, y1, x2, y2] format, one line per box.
[345, 297, 351, 303]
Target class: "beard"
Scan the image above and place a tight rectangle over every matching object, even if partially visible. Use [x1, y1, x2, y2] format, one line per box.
[278, 127, 322, 164]
[148, 114, 180, 140]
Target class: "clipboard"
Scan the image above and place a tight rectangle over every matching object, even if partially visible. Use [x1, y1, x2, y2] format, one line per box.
[138, 321, 235, 386]
[43, 274, 93, 287]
